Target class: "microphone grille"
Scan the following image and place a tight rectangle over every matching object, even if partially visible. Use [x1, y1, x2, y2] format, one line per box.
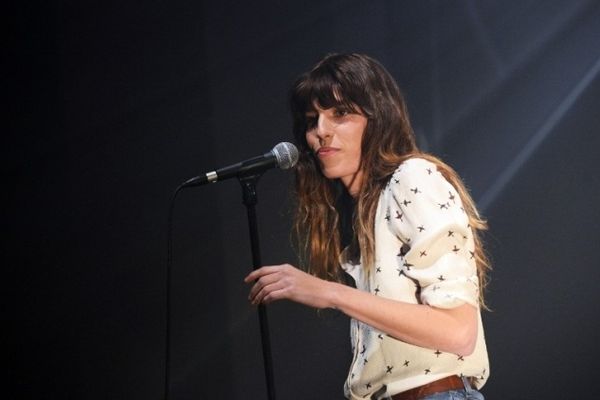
[272, 142, 299, 170]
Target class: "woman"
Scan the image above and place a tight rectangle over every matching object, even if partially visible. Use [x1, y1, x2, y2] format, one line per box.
[245, 53, 490, 400]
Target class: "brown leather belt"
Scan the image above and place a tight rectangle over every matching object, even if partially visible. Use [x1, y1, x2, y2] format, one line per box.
[391, 375, 466, 400]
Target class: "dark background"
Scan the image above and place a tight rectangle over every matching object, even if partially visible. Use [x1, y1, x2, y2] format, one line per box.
[9, 1, 600, 399]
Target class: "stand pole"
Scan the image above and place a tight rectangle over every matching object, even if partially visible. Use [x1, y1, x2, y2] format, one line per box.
[239, 174, 276, 400]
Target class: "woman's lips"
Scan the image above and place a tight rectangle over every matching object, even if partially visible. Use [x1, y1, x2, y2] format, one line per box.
[316, 147, 339, 157]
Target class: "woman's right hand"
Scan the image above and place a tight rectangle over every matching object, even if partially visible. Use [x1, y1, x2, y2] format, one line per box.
[244, 263, 334, 309]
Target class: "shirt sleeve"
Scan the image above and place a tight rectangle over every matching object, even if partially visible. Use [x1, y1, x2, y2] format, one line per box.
[385, 159, 480, 309]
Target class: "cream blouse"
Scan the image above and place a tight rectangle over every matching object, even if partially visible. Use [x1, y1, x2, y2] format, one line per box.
[341, 158, 489, 400]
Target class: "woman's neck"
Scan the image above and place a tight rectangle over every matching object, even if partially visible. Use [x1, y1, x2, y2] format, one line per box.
[341, 170, 363, 198]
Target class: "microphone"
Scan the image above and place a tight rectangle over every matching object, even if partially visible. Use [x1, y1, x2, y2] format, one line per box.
[182, 142, 299, 187]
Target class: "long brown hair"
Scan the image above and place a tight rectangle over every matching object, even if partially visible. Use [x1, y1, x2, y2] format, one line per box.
[290, 53, 490, 307]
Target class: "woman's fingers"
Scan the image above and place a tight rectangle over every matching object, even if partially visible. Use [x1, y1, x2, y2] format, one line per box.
[245, 264, 296, 305]
[248, 270, 282, 303]
[244, 265, 283, 283]
[244, 264, 332, 309]
[252, 279, 288, 305]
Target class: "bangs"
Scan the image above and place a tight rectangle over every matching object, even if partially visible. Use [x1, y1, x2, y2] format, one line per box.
[291, 65, 361, 117]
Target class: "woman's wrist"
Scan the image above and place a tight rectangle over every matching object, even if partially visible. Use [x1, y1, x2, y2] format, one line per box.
[323, 280, 346, 310]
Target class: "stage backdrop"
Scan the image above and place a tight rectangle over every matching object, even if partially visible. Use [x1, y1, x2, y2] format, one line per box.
[9, 1, 600, 399]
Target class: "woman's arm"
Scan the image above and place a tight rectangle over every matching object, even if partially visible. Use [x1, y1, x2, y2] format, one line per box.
[244, 263, 478, 356]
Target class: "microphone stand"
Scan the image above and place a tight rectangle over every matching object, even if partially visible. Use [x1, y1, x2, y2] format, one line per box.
[238, 172, 276, 400]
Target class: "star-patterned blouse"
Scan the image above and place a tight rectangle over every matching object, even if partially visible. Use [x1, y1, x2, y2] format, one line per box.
[341, 158, 489, 400]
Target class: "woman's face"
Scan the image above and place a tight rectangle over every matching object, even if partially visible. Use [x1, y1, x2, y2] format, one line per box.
[305, 104, 368, 196]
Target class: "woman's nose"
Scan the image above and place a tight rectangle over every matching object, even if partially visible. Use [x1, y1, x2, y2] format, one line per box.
[315, 115, 332, 140]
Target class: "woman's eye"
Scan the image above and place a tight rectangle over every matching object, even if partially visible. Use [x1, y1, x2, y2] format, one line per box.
[334, 108, 349, 117]
[305, 117, 317, 129]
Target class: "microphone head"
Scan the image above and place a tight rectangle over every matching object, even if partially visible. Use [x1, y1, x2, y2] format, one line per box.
[271, 142, 299, 170]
